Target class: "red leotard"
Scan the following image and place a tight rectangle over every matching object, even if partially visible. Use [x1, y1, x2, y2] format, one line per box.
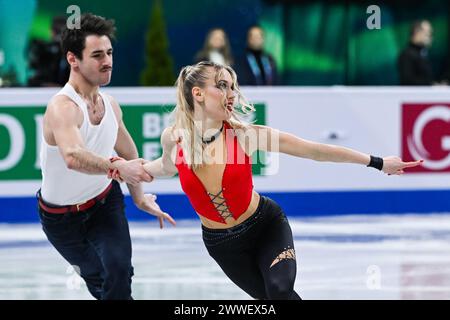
[175, 122, 254, 224]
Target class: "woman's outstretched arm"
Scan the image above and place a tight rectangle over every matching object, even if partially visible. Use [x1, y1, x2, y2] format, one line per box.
[245, 124, 423, 175]
[143, 127, 178, 178]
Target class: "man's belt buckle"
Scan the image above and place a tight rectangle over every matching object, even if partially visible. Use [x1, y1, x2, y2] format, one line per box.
[76, 200, 88, 212]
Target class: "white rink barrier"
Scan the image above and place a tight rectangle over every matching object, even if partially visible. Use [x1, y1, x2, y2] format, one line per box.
[0, 86, 449, 221]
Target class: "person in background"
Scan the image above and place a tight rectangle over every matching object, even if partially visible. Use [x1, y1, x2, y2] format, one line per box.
[237, 25, 278, 86]
[195, 28, 233, 66]
[28, 16, 70, 87]
[397, 20, 443, 85]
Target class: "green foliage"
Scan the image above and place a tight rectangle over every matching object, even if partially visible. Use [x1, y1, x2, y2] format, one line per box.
[140, 0, 176, 86]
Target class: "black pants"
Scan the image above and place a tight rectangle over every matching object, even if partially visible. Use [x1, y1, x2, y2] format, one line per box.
[37, 181, 133, 300]
[202, 196, 301, 300]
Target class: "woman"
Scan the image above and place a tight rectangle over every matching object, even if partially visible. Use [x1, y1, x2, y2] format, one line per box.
[128, 61, 422, 300]
[195, 28, 234, 66]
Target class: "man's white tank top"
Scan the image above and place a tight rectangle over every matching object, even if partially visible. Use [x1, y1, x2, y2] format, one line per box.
[40, 83, 119, 205]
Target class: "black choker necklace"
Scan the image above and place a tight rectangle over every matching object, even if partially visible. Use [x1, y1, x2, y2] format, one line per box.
[202, 123, 224, 145]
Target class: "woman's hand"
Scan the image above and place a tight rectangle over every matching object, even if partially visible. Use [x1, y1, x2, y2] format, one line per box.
[382, 156, 423, 175]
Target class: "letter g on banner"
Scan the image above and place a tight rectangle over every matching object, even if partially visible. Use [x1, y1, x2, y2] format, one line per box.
[402, 103, 450, 172]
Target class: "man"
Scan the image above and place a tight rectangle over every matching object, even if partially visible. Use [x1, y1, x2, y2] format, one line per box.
[238, 25, 278, 86]
[398, 20, 434, 85]
[37, 13, 175, 300]
[28, 16, 70, 87]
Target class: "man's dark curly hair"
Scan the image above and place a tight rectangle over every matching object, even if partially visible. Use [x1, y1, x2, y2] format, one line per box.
[61, 13, 116, 60]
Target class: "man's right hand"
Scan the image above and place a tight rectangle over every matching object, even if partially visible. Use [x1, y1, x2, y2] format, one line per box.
[111, 158, 153, 185]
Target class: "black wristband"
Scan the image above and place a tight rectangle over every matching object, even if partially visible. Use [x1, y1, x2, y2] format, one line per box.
[367, 155, 383, 171]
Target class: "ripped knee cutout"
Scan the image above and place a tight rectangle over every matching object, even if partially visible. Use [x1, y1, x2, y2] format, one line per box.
[270, 248, 296, 268]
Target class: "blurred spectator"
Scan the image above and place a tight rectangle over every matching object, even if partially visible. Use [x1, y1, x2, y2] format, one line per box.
[237, 25, 278, 86]
[397, 20, 437, 85]
[27, 16, 70, 87]
[195, 28, 233, 66]
[0, 49, 18, 87]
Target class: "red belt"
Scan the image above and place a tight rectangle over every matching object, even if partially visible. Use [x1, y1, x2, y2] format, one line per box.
[38, 183, 113, 214]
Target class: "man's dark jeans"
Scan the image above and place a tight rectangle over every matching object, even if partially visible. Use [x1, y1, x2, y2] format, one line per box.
[37, 180, 133, 300]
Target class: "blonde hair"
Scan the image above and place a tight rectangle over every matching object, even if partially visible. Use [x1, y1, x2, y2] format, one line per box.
[172, 61, 255, 169]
